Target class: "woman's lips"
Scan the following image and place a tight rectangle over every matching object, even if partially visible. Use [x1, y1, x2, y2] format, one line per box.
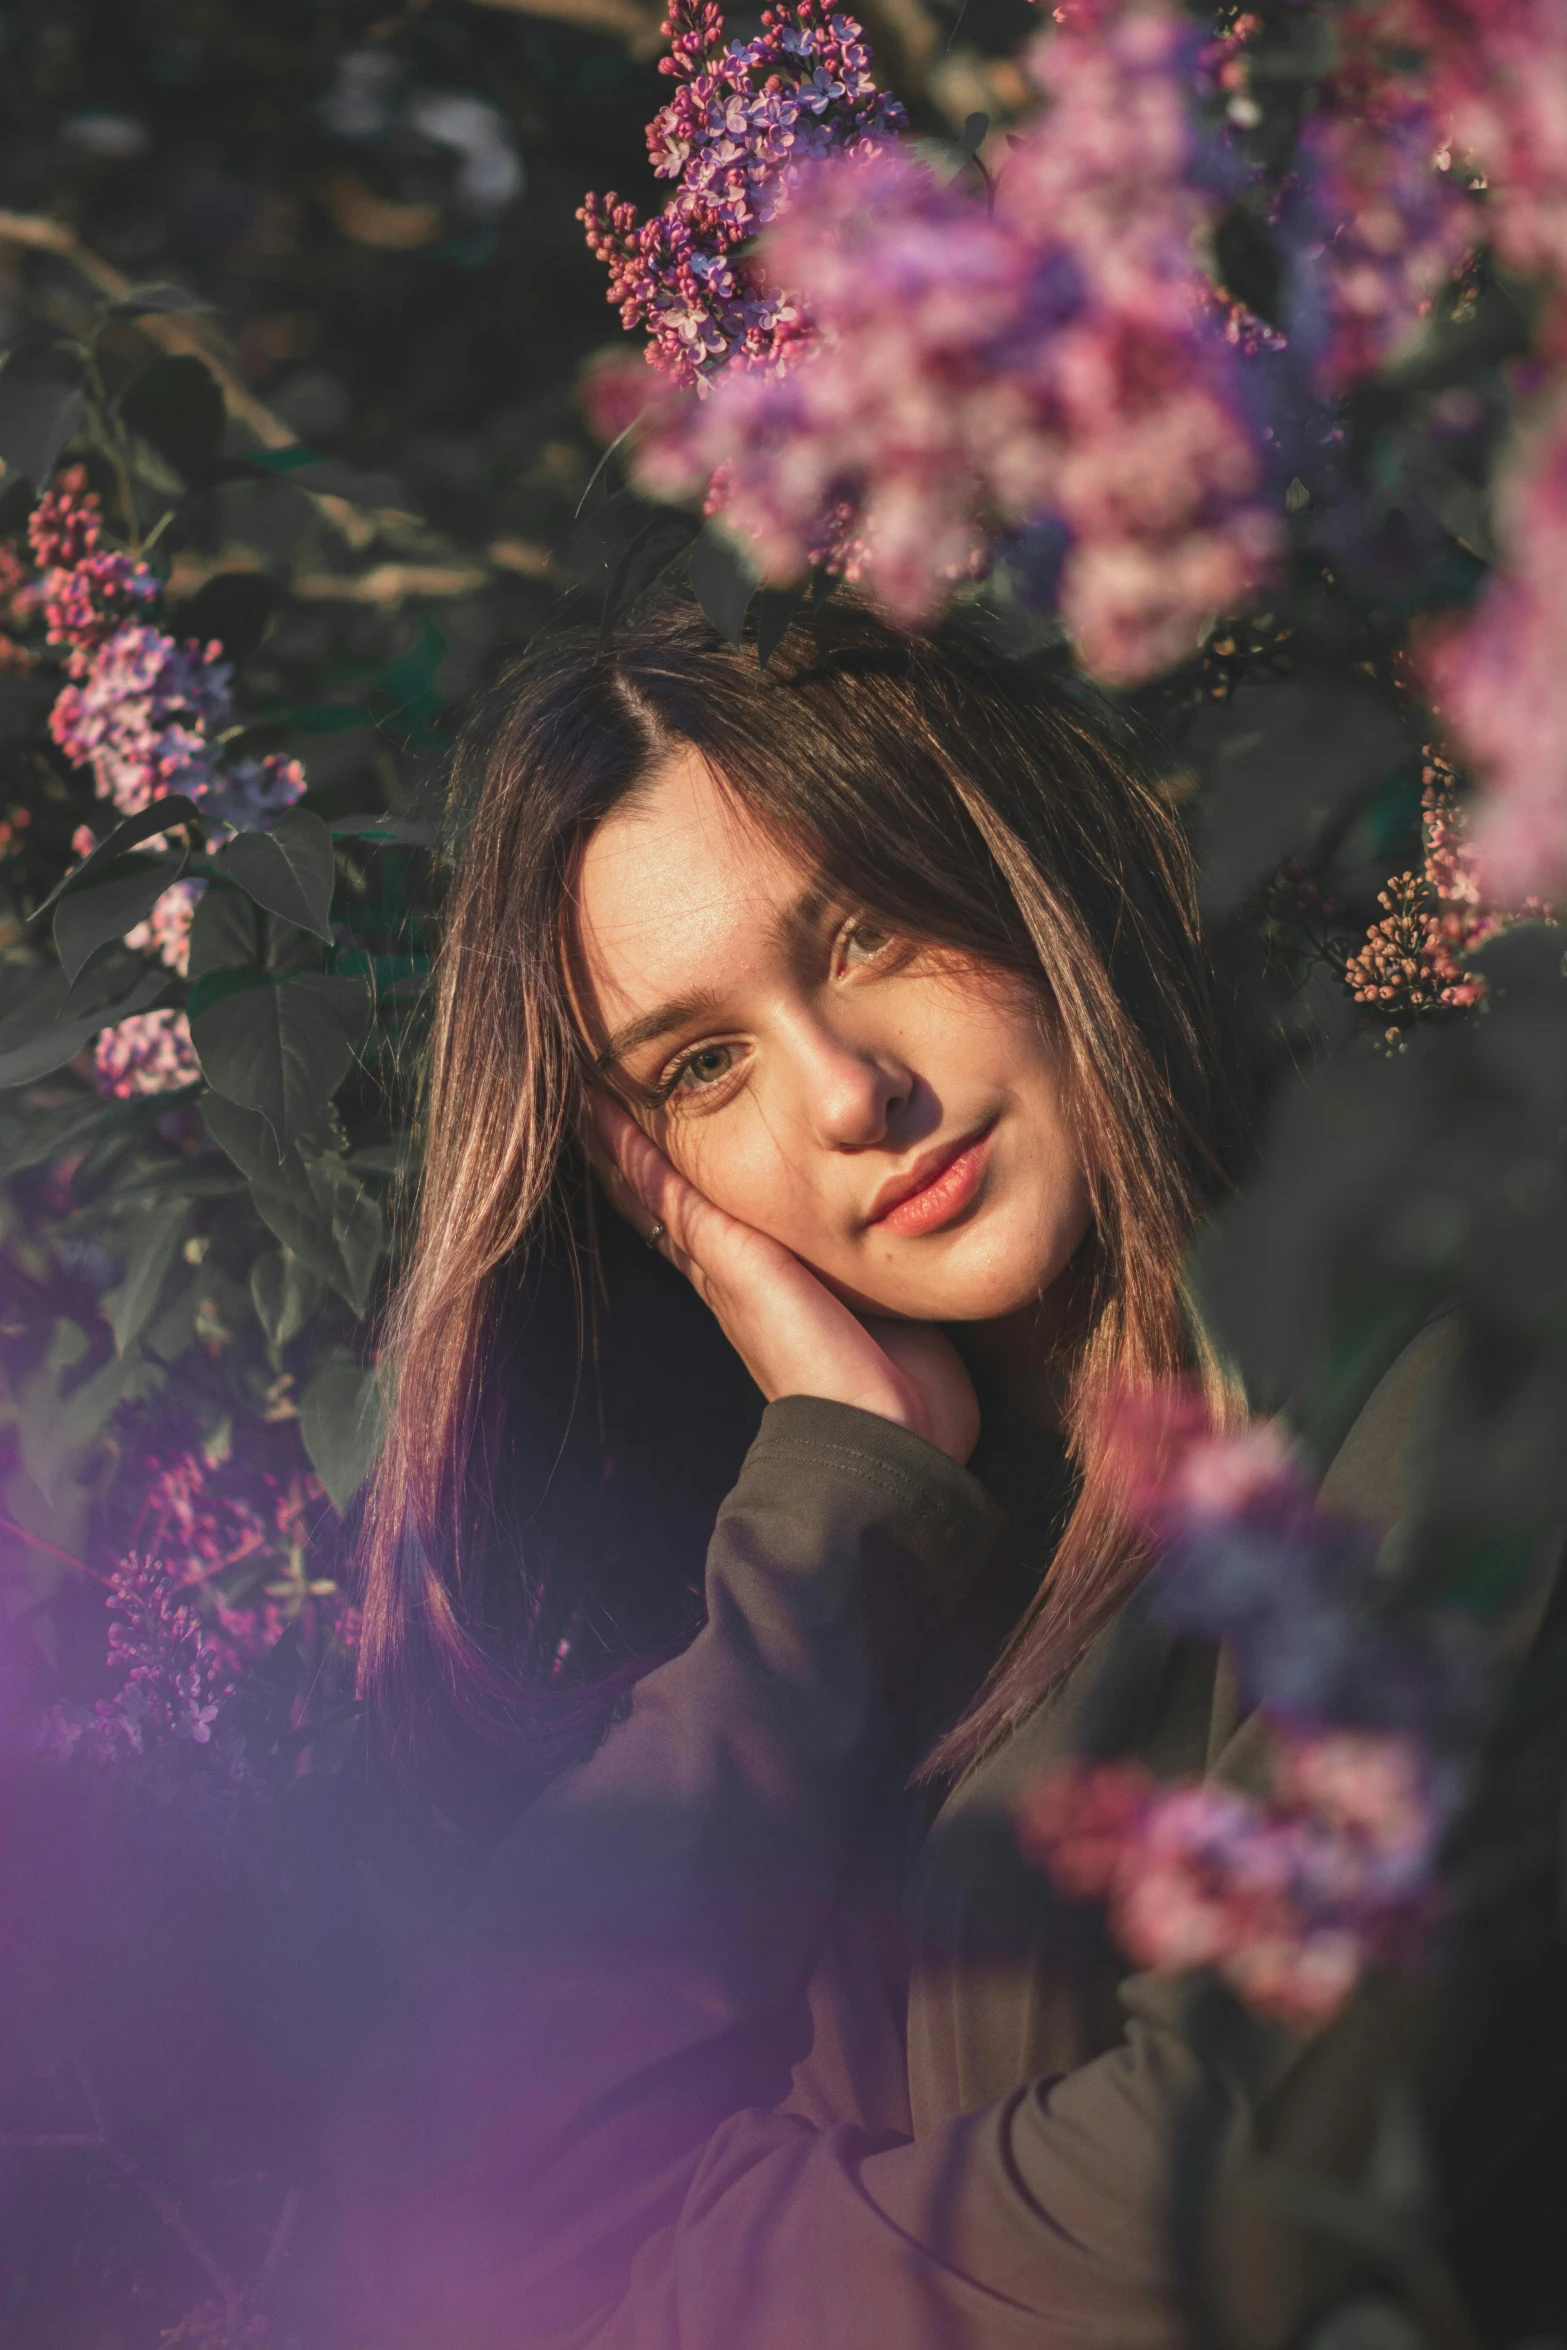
[867, 1124, 995, 1238]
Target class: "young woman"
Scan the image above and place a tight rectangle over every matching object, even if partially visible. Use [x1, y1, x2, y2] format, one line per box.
[347, 593, 1494, 2347]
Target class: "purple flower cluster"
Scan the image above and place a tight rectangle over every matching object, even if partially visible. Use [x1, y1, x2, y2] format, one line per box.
[17, 473, 306, 834]
[129, 1444, 352, 1675]
[203, 751, 307, 834]
[35, 1552, 239, 1765]
[123, 877, 204, 977]
[579, 0, 904, 387]
[1010, 1380, 1489, 2030]
[637, 1, 1277, 674]
[50, 623, 232, 816]
[1426, 392, 1567, 907]
[1101, 1385, 1487, 1744]
[1286, 79, 1473, 394]
[1018, 1729, 1442, 2031]
[94, 1009, 201, 1100]
[40, 548, 163, 664]
[26, 465, 101, 570]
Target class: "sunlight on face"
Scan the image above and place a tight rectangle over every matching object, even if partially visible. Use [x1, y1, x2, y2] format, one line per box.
[573, 747, 1093, 1325]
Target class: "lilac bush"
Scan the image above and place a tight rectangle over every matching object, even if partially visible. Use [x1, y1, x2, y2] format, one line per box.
[579, 0, 905, 386]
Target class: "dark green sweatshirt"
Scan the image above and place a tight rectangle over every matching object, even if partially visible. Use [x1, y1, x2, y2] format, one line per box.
[348, 1310, 1566, 2348]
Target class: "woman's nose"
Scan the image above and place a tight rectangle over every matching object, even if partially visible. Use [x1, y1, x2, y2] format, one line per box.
[792, 1018, 910, 1150]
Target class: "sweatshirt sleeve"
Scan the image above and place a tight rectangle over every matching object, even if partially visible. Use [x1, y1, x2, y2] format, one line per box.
[348, 1399, 1339, 2350]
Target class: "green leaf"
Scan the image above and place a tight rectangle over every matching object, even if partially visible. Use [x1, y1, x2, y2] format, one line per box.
[300, 1357, 385, 1512]
[186, 881, 263, 981]
[251, 1248, 326, 1349]
[120, 354, 226, 470]
[214, 808, 336, 941]
[240, 444, 406, 509]
[32, 794, 206, 921]
[53, 849, 187, 985]
[330, 814, 439, 846]
[301, 1148, 385, 1313]
[21, 1343, 165, 1503]
[0, 345, 86, 491]
[142, 1264, 208, 1365]
[199, 1090, 332, 1199]
[185, 962, 274, 1023]
[690, 527, 757, 650]
[108, 1196, 191, 1355]
[250, 1184, 346, 1293]
[190, 971, 366, 1145]
[0, 967, 168, 1090]
[106, 283, 214, 319]
[0, 1095, 108, 1180]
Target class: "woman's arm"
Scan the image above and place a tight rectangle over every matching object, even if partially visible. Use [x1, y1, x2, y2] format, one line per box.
[348, 1396, 1334, 2350]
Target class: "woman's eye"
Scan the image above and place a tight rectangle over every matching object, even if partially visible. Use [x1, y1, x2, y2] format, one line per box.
[671, 1043, 736, 1092]
[842, 921, 893, 968]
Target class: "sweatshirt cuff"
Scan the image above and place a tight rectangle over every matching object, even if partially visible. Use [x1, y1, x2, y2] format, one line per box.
[732, 1394, 1009, 1667]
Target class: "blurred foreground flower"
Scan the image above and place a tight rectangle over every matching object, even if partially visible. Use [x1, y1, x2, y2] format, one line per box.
[1017, 1728, 1441, 2030]
[94, 1008, 201, 1100]
[1286, 70, 1473, 394]
[1100, 1384, 1486, 1740]
[1425, 399, 1567, 904]
[1014, 1380, 1482, 2029]
[636, 1, 1277, 671]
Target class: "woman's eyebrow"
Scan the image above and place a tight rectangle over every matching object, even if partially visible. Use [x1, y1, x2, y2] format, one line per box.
[595, 992, 723, 1070]
[593, 887, 835, 1068]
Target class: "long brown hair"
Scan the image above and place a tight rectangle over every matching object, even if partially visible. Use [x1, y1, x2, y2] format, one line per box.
[360, 589, 1237, 1778]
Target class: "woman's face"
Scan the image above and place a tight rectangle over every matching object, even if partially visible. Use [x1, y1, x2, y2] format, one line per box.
[572, 747, 1093, 1327]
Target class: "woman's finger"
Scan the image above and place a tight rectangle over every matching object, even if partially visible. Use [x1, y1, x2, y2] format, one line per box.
[583, 1090, 716, 1267]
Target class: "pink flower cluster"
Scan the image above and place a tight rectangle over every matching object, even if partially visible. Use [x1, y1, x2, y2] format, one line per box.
[50, 622, 231, 816]
[124, 877, 204, 978]
[14, 474, 305, 830]
[1425, 397, 1567, 904]
[1016, 1727, 1440, 2031]
[1098, 1383, 1484, 1740]
[1291, 78, 1473, 394]
[36, 1551, 240, 1763]
[1390, 0, 1567, 287]
[132, 1445, 353, 1675]
[580, 0, 903, 387]
[93, 1008, 200, 1099]
[1342, 743, 1527, 1035]
[636, 1, 1278, 674]
[0, 541, 34, 671]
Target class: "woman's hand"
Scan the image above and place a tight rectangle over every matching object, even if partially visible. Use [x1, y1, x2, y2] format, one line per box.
[585, 1092, 980, 1466]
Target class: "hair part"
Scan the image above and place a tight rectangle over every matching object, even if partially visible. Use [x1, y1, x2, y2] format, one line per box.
[359, 590, 1239, 1781]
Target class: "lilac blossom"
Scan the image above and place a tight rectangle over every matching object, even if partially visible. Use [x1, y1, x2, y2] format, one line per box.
[130, 1445, 351, 1672]
[1284, 80, 1473, 395]
[50, 622, 231, 815]
[124, 877, 204, 977]
[1390, 0, 1567, 288]
[202, 752, 307, 834]
[39, 548, 162, 667]
[25, 464, 102, 570]
[579, 0, 904, 388]
[1099, 1386, 1488, 1744]
[1017, 1727, 1443, 2031]
[34, 1552, 239, 1765]
[1425, 396, 1567, 904]
[93, 1008, 201, 1099]
[637, 2, 1277, 673]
